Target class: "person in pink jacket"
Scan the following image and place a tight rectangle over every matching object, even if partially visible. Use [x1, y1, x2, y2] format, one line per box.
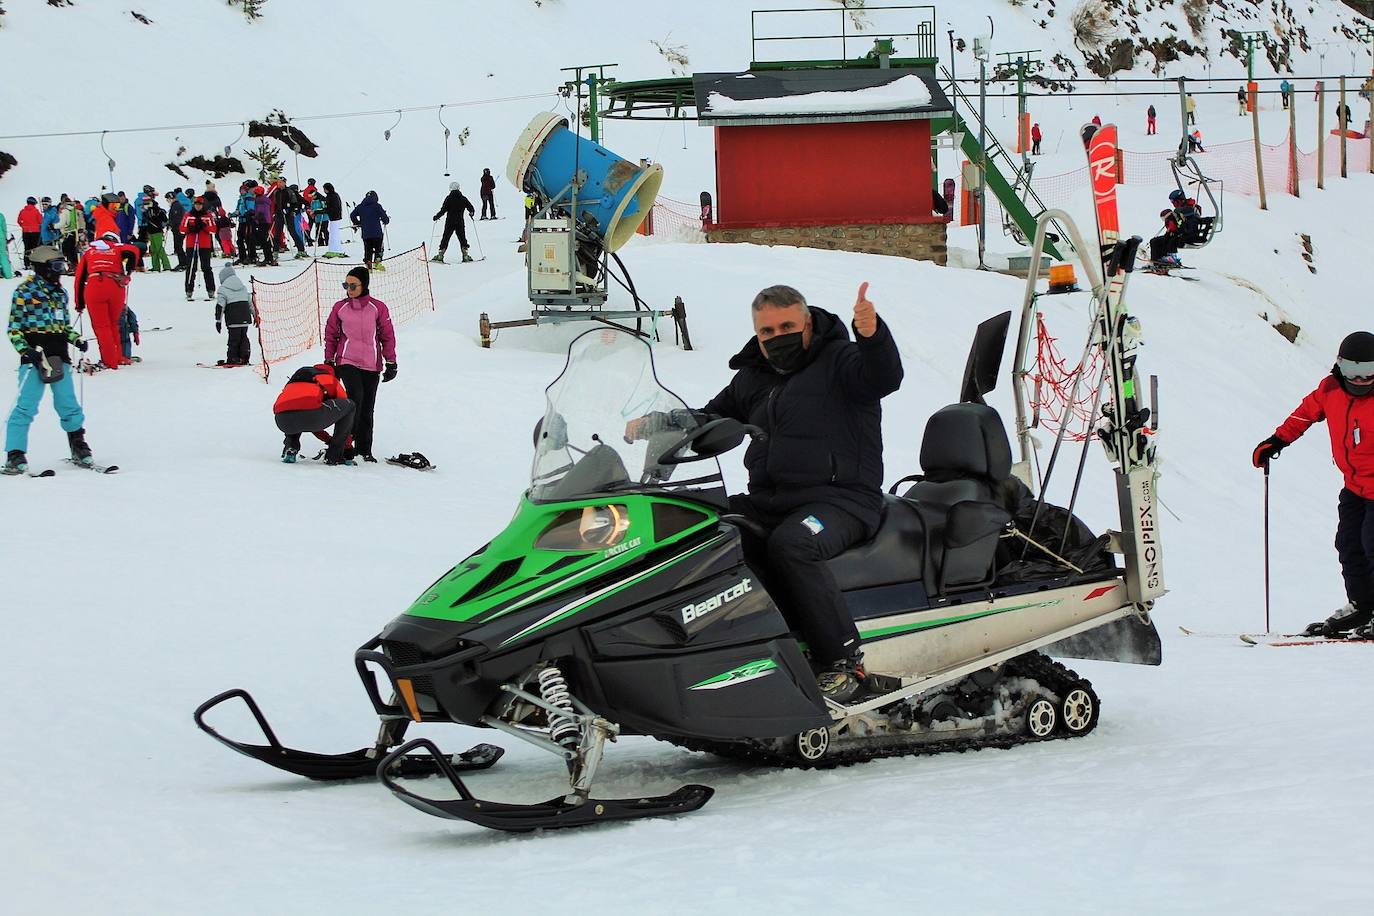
[323, 266, 397, 462]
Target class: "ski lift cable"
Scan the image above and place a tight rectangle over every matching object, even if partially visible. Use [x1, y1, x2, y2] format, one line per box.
[0, 92, 553, 142]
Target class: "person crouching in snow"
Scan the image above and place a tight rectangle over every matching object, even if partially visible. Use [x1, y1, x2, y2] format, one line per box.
[1254, 331, 1374, 640]
[4, 246, 96, 474]
[273, 363, 355, 466]
[214, 264, 258, 366]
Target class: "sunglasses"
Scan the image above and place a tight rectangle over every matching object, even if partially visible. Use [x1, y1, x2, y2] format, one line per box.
[342, 281, 362, 290]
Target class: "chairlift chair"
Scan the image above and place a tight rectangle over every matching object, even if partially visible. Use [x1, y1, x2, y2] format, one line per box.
[1169, 143, 1222, 249]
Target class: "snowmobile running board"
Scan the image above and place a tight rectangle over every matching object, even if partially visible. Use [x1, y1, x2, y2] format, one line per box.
[378, 738, 714, 832]
[194, 688, 504, 781]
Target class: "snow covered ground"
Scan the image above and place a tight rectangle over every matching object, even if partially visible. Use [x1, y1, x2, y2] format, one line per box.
[4, 1, 1374, 913]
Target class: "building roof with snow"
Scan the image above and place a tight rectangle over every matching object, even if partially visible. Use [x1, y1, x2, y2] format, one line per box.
[692, 67, 951, 127]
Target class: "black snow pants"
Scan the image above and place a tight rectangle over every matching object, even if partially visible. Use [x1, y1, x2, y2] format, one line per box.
[171, 228, 186, 269]
[185, 247, 215, 297]
[439, 217, 468, 253]
[480, 191, 496, 219]
[334, 364, 381, 459]
[1149, 234, 1180, 262]
[363, 237, 383, 263]
[1335, 488, 1374, 608]
[226, 326, 252, 365]
[276, 399, 355, 462]
[729, 495, 868, 665]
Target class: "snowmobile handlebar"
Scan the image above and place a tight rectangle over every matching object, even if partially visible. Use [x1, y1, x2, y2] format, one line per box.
[656, 417, 764, 466]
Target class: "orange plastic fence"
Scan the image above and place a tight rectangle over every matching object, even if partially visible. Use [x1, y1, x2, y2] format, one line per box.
[249, 244, 436, 382]
[986, 131, 1372, 232]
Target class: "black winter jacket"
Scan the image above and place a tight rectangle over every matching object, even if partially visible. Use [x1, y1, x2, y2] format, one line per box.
[325, 190, 343, 221]
[702, 307, 904, 532]
[434, 190, 475, 224]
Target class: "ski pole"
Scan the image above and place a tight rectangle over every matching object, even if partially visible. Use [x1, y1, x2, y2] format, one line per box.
[471, 214, 484, 260]
[1263, 462, 1272, 634]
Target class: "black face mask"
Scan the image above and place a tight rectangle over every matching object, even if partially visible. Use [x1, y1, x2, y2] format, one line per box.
[763, 331, 807, 374]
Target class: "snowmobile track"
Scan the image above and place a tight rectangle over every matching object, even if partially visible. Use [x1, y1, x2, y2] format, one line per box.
[666, 653, 1099, 769]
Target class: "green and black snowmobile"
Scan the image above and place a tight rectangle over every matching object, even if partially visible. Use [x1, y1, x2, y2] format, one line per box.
[198, 227, 1166, 832]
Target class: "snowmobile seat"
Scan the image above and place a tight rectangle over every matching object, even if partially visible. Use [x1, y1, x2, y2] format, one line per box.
[826, 495, 929, 591]
[901, 403, 1014, 594]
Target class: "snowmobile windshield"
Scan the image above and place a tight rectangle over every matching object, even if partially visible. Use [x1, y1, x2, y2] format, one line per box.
[530, 328, 725, 504]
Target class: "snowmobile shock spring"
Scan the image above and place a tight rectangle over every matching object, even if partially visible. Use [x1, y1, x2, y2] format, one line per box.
[537, 666, 581, 750]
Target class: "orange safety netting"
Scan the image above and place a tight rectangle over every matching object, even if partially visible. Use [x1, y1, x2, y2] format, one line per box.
[638, 194, 706, 241]
[1024, 312, 1104, 442]
[985, 130, 1374, 231]
[249, 244, 436, 382]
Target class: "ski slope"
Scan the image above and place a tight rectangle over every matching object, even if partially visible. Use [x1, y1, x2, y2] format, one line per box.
[3, 1, 1374, 913]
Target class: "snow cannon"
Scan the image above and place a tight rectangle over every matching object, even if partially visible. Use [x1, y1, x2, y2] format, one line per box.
[507, 112, 662, 253]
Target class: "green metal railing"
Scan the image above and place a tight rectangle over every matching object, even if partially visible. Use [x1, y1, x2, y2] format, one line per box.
[750, 5, 938, 67]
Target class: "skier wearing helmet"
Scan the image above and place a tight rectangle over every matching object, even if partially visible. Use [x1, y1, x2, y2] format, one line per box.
[73, 230, 139, 369]
[4, 245, 97, 474]
[1254, 331, 1374, 640]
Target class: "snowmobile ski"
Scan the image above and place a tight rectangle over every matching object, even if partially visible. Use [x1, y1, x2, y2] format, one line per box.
[63, 459, 118, 474]
[194, 689, 504, 782]
[385, 452, 436, 471]
[379, 738, 713, 832]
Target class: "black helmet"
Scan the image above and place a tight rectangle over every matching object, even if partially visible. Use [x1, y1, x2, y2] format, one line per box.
[29, 245, 67, 280]
[1336, 331, 1374, 397]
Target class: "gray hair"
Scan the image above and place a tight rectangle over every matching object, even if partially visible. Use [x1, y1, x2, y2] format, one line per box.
[751, 285, 809, 314]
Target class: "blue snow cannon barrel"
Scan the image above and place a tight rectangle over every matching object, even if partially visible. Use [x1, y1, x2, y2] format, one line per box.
[507, 112, 663, 253]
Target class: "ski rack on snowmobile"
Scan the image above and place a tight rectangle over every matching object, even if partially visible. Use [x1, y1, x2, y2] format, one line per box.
[1010, 204, 1164, 608]
[194, 687, 504, 781]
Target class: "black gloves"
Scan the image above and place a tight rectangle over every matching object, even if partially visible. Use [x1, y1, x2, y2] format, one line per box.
[1252, 435, 1287, 468]
[215, 321, 222, 334]
[19, 348, 41, 367]
[73, 339, 89, 352]
[382, 362, 398, 383]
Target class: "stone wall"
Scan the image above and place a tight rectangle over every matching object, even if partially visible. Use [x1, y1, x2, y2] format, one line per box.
[704, 221, 947, 266]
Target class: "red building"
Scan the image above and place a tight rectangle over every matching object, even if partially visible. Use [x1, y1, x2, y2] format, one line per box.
[694, 67, 954, 264]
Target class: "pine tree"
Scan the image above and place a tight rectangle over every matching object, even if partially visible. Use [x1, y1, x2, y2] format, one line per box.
[241, 0, 267, 23]
[246, 139, 284, 183]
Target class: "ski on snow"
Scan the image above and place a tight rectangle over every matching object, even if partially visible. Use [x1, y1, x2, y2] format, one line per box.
[1178, 627, 1373, 646]
[1239, 633, 1374, 647]
[64, 459, 119, 474]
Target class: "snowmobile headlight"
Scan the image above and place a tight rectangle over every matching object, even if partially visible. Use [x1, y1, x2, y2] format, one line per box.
[535, 505, 631, 551]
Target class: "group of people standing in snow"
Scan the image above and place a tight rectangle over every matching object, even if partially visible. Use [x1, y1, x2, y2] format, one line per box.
[4, 164, 504, 474]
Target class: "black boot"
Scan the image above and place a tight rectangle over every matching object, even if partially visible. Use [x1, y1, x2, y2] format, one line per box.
[68, 428, 93, 466]
[3, 450, 27, 475]
[816, 653, 867, 704]
[1301, 602, 1372, 637]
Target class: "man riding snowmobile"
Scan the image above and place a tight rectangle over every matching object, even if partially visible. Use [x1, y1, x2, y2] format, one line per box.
[626, 283, 903, 702]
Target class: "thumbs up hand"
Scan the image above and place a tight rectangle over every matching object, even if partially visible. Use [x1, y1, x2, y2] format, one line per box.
[853, 281, 877, 338]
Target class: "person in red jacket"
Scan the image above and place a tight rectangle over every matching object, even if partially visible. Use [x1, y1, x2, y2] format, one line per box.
[91, 193, 121, 241]
[181, 196, 218, 301]
[273, 363, 355, 465]
[73, 231, 139, 369]
[1254, 331, 1374, 639]
[17, 197, 43, 268]
[1030, 122, 1043, 156]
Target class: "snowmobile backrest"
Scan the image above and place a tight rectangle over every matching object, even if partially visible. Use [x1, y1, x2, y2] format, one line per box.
[918, 403, 1013, 483]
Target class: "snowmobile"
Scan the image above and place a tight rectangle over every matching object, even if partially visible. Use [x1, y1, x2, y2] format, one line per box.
[197, 221, 1166, 832]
